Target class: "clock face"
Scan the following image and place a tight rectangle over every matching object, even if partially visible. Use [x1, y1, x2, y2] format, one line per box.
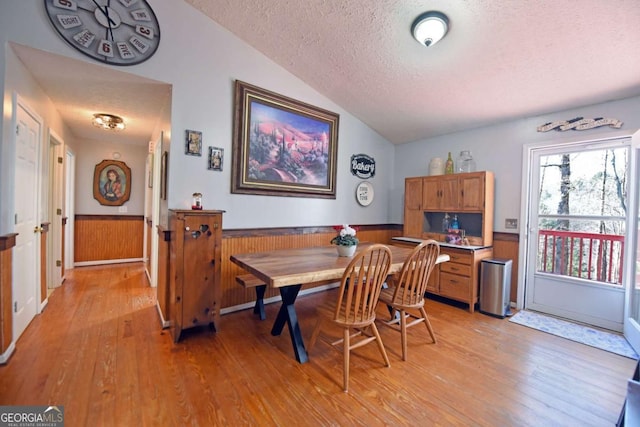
[356, 181, 374, 207]
[44, 0, 160, 66]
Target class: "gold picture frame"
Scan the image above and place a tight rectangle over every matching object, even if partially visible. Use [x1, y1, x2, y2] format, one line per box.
[231, 80, 339, 198]
[93, 159, 131, 206]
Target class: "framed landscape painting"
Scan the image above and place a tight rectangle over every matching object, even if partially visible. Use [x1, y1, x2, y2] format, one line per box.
[231, 80, 340, 198]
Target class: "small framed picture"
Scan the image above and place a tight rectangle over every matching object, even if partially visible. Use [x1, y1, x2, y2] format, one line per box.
[208, 146, 224, 171]
[185, 129, 202, 156]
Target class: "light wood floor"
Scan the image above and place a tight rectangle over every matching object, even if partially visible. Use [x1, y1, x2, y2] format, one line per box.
[0, 263, 635, 426]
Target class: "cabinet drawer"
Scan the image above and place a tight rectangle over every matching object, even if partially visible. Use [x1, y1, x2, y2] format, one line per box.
[439, 272, 471, 300]
[440, 249, 473, 265]
[440, 262, 472, 277]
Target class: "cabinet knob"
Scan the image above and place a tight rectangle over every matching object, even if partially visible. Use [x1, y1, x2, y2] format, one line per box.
[185, 226, 190, 231]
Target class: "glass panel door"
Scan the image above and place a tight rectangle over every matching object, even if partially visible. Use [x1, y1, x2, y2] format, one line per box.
[624, 130, 640, 352]
[526, 139, 630, 331]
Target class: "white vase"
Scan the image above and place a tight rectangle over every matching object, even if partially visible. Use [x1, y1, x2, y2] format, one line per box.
[336, 245, 357, 257]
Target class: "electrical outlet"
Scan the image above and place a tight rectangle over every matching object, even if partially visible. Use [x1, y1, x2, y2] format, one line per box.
[118, 206, 128, 213]
[505, 218, 518, 229]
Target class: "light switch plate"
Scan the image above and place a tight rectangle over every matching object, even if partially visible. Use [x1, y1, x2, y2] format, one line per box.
[505, 218, 518, 229]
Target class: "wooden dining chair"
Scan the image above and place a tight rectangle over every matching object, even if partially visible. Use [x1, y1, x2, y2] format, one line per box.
[377, 240, 440, 361]
[308, 244, 392, 392]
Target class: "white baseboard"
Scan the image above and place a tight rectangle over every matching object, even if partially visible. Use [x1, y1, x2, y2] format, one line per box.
[39, 297, 48, 313]
[74, 258, 143, 267]
[220, 282, 339, 315]
[156, 302, 170, 329]
[0, 342, 15, 364]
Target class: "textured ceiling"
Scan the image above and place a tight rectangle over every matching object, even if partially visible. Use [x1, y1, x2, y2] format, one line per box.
[12, 44, 171, 147]
[185, 0, 640, 144]
[13, 1, 640, 147]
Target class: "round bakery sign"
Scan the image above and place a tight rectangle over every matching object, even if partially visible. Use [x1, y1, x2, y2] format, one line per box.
[350, 154, 375, 179]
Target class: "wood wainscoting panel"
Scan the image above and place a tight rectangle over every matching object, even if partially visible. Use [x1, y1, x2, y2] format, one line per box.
[145, 217, 152, 274]
[0, 234, 17, 357]
[220, 225, 403, 310]
[74, 215, 144, 263]
[492, 232, 519, 303]
[156, 225, 170, 327]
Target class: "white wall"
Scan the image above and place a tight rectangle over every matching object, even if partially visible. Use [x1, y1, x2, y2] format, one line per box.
[0, 43, 79, 234]
[74, 141, 148, 215]
[393, 96, 640, 232]
[2, 2, 640, 235]
[0, 1, 395, 232]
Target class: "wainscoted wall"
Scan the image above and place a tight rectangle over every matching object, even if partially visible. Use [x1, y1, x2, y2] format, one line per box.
[219, 225, 403, 309]
[492, 232, 520, 302]
[217, 227, 520, 310]
[72, 217, 519, 316]
[74, 215, 144, 264]
[0, 234, 16, 360]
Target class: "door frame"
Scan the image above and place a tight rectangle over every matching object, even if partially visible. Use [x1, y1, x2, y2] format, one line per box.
[48, 128, 64, 289]
[517, 130, 634, 313]
[64, 147, 75, 273]
[12, 93, 44, 339]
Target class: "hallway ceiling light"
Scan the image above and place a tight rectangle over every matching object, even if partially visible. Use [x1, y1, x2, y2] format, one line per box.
[411, 11, 449, 47]
[92, 113, 125, 131]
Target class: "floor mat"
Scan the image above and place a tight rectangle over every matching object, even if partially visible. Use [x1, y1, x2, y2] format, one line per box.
[509, 310, 638, 360]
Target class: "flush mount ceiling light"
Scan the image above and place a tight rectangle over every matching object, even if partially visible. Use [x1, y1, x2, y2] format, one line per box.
[411, 11, 449, 47]
[92, 113, 125, 131]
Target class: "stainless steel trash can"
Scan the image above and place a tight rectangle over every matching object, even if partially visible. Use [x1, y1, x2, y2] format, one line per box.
[479, 258, 512, 318]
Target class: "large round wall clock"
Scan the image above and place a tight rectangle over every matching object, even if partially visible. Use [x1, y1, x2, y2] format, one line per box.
[44, 0, 161, 66]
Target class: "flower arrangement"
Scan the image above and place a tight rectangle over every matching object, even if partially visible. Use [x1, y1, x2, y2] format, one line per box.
[330, 224, 359, 247]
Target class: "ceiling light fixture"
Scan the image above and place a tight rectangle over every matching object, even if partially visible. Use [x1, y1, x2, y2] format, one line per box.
[411, 11, 449, 47]
[92, 113, 125, 131]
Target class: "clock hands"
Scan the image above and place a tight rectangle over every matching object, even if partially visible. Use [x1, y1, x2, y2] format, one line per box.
[91, 0, 117, 28]
[105, 0, 114, 41]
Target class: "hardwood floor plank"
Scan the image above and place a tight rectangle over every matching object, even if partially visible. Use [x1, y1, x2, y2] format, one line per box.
[0, 263, 634, 426]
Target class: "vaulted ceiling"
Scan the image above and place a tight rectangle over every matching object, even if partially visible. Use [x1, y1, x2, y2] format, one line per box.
[13, 1, 640, 147]
[185, 0, 640, 144]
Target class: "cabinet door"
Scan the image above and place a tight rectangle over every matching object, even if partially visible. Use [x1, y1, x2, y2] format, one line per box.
[404, 178, 424, 237]
[422, 176, 441, 210]
[439, 175, 459, 211]
[460, 173, 485, 211]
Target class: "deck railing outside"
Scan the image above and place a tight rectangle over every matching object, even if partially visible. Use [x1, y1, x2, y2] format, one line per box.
[537, 229, 624, 285]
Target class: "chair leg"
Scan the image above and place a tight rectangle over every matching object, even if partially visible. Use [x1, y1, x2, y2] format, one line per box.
[370, 322, 390, 367]
[420, 306, 437, 344]
[343, 328, 350, 392]
[400, 309, 408, 361]
[308, 318, 323, 351]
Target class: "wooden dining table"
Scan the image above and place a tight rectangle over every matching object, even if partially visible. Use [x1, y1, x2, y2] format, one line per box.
[230, 242, 450, 364]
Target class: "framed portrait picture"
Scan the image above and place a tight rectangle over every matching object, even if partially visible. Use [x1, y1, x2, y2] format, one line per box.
[208, 146, 224, 171]
[185, 129, 202, 156]
[93, 159, 131, 206]
[231, 80, 340, 199]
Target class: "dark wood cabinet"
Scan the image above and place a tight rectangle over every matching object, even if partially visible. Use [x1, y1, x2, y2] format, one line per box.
[169, 210, 223, 342]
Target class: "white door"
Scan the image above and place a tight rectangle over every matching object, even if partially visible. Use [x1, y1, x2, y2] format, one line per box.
[524, 137, 629, 332]
[13, 99, 42, 339]
[623, 130, 640, 353]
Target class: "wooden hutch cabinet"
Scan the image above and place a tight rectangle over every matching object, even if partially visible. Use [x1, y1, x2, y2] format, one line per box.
[169, 209, 223, 342]
[400, 171, 495, 312]
[403, 171, 494, 246]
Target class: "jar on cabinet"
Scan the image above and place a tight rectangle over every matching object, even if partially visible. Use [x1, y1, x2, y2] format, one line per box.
[456, 151, 476, 173]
